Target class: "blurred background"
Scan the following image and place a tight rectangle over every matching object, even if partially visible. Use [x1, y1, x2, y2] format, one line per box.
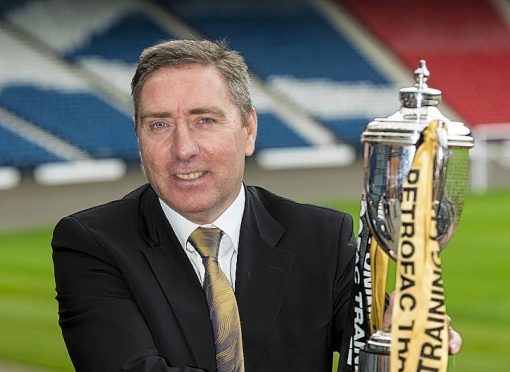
[0, 0, 509, 371]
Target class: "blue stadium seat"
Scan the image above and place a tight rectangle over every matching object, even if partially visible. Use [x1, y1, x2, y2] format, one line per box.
[66, 13, 170, 63]
[0, 86, 138, 160]
[324, 118, 373, 147]
[159, 0, 389, 82]
[0, 123, 63, 167]
[256, 113, 310, 149]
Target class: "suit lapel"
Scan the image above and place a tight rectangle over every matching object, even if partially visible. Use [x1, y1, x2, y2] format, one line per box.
[137, 187, 216, 370]
[236, 187, 295, 370]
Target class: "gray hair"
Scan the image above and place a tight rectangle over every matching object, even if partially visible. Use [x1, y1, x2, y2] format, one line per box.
[131, 39, 252, 125]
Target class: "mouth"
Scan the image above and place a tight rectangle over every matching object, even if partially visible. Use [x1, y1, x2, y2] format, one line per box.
[175, 171, 205, 181]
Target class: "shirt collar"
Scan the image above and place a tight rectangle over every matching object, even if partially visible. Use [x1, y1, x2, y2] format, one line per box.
[159, 185, 246, 252]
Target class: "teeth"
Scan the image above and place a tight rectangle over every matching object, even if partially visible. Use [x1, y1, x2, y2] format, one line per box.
[176, 172, 204, 180]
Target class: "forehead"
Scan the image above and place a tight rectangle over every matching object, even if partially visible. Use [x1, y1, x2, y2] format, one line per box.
[138, 64, 235, 110]
[142, 64, 227, 95]
[136, 64, 242, 122]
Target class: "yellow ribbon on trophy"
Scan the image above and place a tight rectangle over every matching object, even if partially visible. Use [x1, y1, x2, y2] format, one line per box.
[390, 120, 449, 371]
[369, 239, 389, 334]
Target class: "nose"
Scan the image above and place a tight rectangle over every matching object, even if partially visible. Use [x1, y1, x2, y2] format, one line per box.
[172, 125, 199, 161]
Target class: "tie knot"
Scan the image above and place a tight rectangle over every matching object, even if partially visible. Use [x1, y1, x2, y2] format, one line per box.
[188, 227, 224, 259]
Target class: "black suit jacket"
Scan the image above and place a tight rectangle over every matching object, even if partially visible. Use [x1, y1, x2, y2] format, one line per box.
[52, 184, 356, 372]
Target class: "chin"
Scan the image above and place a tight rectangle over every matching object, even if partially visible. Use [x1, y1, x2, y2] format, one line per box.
[173, 199, 213, 216]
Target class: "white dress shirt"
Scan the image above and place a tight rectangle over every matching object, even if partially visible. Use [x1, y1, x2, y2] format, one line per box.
[159, 187, 245, 289]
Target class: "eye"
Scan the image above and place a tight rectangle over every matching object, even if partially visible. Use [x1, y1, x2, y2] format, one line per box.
[197, 117, 214, 126]
[151, 121, 167, 130]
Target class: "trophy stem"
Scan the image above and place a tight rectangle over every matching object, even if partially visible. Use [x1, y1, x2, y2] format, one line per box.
[359, 330, 391, 371]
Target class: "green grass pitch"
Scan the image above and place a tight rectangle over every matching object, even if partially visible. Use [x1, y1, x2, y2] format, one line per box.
[0, 188, 509, 371]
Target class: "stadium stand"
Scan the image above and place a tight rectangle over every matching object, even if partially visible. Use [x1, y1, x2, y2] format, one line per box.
[0, 0, 145, 171]
[0, 86, 138, 159]
[66, 13, 167, 64]
[341, 0, 510, 127]
[1, 0, 508, 188]
[1, 0, 339, 180]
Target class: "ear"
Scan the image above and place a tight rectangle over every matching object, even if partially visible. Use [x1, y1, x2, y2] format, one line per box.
[132, 115, 139, 137]
[244, 107, 257, 157]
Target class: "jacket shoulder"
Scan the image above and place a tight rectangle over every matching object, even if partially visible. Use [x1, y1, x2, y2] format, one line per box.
[58, 184, 152, 228]
[245, 185, 352, 222]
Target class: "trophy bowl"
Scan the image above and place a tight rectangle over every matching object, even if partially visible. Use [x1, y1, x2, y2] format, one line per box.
[361, 60, 474, 259]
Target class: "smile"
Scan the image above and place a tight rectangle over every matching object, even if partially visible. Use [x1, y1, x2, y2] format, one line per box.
[175, 171, 205, 181]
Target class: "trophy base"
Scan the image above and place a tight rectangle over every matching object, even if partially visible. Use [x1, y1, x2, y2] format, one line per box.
[359, 330, 391, 372]
[359, 330, 454, 371]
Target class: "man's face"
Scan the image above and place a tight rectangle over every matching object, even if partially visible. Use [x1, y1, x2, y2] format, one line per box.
[136, 64, 257, 224]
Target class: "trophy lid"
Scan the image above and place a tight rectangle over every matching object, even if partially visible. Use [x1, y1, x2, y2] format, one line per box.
[361, 59, 474, 148]
[400, 60, 442, 108]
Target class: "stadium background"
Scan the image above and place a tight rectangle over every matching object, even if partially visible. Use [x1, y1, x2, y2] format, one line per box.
[0, 0, 509, 371]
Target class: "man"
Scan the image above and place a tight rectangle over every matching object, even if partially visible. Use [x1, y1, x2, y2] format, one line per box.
[52, 39, 460, 372]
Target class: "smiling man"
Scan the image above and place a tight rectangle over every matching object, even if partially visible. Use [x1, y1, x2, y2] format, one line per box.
[51, 39, 357, 372]
[136, 63, 257, 225]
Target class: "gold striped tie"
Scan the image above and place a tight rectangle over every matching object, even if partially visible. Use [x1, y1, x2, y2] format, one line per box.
[188, 227, 245, 372]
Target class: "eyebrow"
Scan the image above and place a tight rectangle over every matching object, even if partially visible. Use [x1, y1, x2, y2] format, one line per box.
[139, 112, 173, 121]
[139, 107, 227, 121]
[189, 107, 227, 119]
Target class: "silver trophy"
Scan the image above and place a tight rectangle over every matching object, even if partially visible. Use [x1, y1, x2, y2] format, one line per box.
[358, 60, 474, 370]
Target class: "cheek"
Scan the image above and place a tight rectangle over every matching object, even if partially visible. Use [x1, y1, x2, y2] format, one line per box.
[216, 136, 246, 165]
[140, 140, 167, 172]
[198, 133, 231, 157]
[139, 142, 152, 163]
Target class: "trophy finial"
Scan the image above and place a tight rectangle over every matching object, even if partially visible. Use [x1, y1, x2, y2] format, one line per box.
[400, 59, 441, 108]
[414, 60, 430, 89]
